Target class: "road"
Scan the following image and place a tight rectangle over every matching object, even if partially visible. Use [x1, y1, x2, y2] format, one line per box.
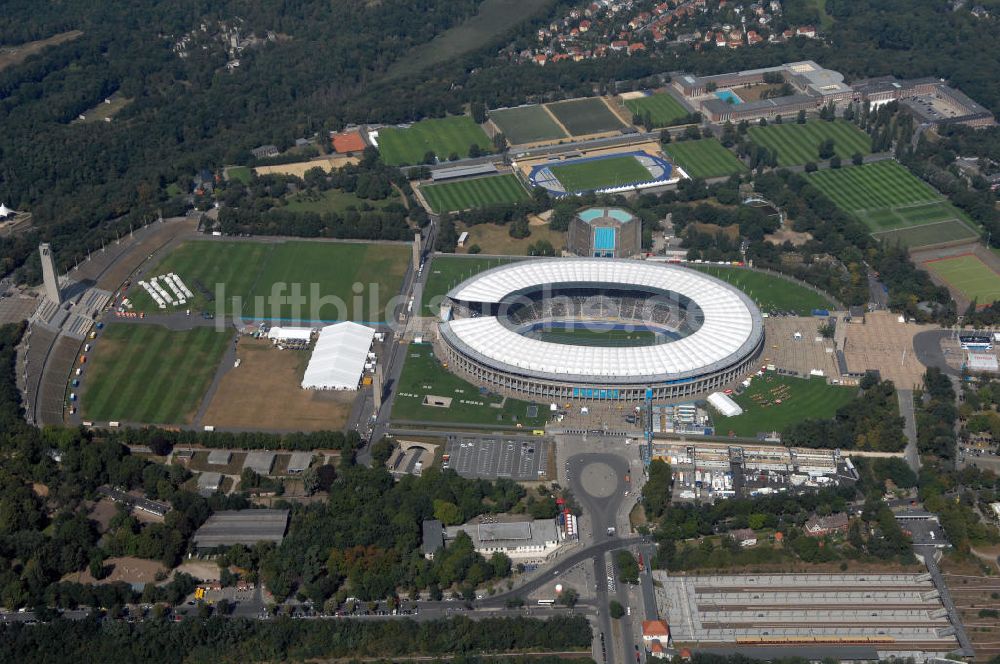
[896, 389, 921, 473]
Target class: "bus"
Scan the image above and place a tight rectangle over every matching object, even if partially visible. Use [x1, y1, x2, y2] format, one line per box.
[532, 430, 545, 436]
[537, 599, 555, 606]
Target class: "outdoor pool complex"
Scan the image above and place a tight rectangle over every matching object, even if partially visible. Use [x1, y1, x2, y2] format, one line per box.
[715, 90, 743, 105]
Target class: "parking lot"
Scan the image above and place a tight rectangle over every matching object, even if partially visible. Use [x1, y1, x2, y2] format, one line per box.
[444, 436, 550, 481]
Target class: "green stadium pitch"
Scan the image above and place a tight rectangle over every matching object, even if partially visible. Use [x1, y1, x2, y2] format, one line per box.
[376, 116, 492, 166]
[81, 324, 232, 424]
[127, 240, 409, 323]
[665, 139, 748, 179]
[807, 160, 979, 249]
[747, 120, 871, 166]
[623, 93, 689, 128]
[421, 174, 530, 213]
[925, 253, 1000, 304]
[489, 105, 568, 144]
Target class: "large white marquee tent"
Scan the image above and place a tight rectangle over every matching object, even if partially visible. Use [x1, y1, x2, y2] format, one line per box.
[301, 321, 376, 390]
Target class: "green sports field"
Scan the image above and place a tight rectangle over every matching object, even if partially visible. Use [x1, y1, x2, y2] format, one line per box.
[421, 255, 519, 315]
[623, 93, 689, 127]
[716, 374, 856, 438]
[489, 105, 567, 144]
[807, 161, 979, 248]
[546, 97, 625, 136]
[535, 327, 657, 346]
[392, 343, 545, 426]
[746, 120, 871, 166]
[665, 139, 748, 179]
[691, 265, 835, 315]
[549, 155, 652, 193]
[227, 166, 252, 184]
[81, 324, 232, 424]
[421, 174, 530, 213]
[129, 240, 409, 323]
[925, 254, 1000, 304]
[376, 116, 492, 166]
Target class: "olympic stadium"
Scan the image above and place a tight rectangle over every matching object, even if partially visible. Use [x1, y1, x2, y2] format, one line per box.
[437, 259, 765, 402]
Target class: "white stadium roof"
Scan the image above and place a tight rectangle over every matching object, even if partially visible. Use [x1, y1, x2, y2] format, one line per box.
[441, 259, 762, 383]
[301, 321, 375, 390]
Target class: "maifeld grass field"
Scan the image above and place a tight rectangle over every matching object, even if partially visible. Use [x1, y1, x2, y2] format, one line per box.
[926, 254, 1000, 304]
[718, 374, 856, 438]
[623, 93, 689, 127]
[82, 324, 232, 424]
[421, 174, 530, 213]
[376, 116, 492, 166]
[490, 105, 567, 144]
[546, 97, 625, 136]
[691, 265, 835, 315]
[807, 161, 978, 248]
[393, 343, 545, 426]
[130, 240, 409, 322]
[664, 139, 748, 179]
[421, 255, 517, 314]
[550, 155, 651, 193]
[747, 119, 871, 166]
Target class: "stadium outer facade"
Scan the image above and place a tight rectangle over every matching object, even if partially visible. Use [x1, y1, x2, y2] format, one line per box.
[437, 259, 765, 402]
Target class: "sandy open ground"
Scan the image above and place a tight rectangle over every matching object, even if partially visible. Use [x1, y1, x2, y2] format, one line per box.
[202, 337, 353, 431]
[63, 556, 168, 586]
[842, 311, 934, 389]
[254, 156, 359, 178]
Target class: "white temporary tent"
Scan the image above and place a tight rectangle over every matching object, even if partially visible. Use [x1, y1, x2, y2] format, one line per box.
[707, 391, 743, 417]
[267, 326, 313, 343]
[301, 321, 376, 390]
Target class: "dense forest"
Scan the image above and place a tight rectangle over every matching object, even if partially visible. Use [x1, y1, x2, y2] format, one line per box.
[0, 613, 592, 664]
[3, 0, 1000, 284]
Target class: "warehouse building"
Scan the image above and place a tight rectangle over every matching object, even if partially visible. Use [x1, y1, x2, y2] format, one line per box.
[193, 509, 290, 550]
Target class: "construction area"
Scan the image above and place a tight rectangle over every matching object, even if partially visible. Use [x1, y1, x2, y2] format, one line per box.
[659, 573, 961, 658]
[761, 316, 840, 380]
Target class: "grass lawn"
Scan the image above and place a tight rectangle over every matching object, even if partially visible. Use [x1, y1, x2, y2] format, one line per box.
[550, 155, 651, 193]
[546, 97, 625, 136]
[665, 139, 748, 179]
[129, 240, 409, 323]
[691, 265, 835, 315]
[457, 222, 565, 256]
[623, 93, 689, 127]
[392, 343, 545, 426]
[925, 254, 1000, 304]
[285, 188, 399, 214]
[715, 374, 856, 438]
[421, 174, 530, 213]
[490, 105, 567, 144]
[807, 161, 979, 248]
[377, 116, 492, 166]
[82, 324, 232, 424]
[227, 166, 252, 185]
[747, 120, 871, 166]
[421, 255, 519, 315]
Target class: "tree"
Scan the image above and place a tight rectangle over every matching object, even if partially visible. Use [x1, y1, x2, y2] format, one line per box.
[467, 244, 481, 254]
[556, 587, 579, 607]
[797, 109, 807, 124]
[371, 438, 395, 467]
[468, 144, 481, 158]
[659, 129, 671, 144]
[470, 101, 487, 124]
[508, 217, 530, 239]
[609, 600, 625, 619]
[830, 155, 842, 169]
[804, 162, 818, 173]
[423, 151, 437, 165]
[818, 138, 835, 160]
[432, 499, 463, 525]
[852, 152, 864, 166]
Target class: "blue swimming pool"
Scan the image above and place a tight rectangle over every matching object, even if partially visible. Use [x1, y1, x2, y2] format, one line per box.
[593, 226, 616, 251]
[715, 90, 743, 105]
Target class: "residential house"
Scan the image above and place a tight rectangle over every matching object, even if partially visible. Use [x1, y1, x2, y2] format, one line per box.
[804, 512, 849, 536]
[795, 25, 816, 37]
